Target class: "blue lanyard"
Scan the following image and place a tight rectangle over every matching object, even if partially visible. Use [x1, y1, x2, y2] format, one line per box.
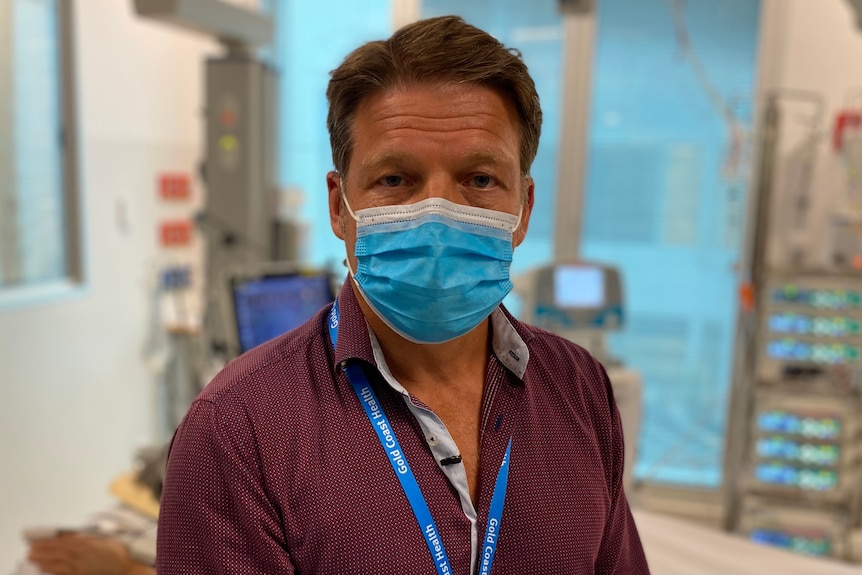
[329, 301, 511, 575]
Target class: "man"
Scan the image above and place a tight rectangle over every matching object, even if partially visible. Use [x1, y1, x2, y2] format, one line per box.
[157, 15, 648, 574]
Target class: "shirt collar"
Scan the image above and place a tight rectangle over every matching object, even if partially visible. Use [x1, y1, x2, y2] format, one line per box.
[331, 278, 531, 381]
[331, 279, 378, 369]
[489, 307, 530, 380]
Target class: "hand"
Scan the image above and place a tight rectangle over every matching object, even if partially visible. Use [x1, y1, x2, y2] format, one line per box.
[27, 532, 140, 575]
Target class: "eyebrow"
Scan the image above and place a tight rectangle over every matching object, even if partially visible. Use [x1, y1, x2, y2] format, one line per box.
[358, 150, 514, 178]
[459, 150, 512, 168]
[358, 151, 415, 177]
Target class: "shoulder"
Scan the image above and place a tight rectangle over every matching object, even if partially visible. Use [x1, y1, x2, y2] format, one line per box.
[511, 315, 617, 420]
[196, 305, 334, 414]
[168, 306, 336, 476]
[516, 317, 609, 389]
[509, 315, 626, 489]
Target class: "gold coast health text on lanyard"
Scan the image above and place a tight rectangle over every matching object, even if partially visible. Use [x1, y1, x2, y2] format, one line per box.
[329, 302, 512, 575]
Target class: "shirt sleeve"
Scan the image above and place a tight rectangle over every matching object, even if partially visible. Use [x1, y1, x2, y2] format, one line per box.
[594, 364, 651, 575]
[156, 399, 295, 575]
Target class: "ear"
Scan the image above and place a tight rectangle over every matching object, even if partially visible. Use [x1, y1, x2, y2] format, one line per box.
[513, 176, 535, 247]
[327, 171, 345, 240]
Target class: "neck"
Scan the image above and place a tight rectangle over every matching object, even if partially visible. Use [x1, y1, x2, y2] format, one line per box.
[351, 283, 491, 392]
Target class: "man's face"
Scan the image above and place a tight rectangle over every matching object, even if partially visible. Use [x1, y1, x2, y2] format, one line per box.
[327, 83, 534, 272]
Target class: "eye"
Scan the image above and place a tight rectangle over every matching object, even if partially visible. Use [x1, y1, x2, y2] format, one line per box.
[469, 174, 497, 189]
[380, 175, 405, 187]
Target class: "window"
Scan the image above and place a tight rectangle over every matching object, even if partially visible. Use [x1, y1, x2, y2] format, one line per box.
[582, 0, 761, 488]
[0, 0, 80, 298]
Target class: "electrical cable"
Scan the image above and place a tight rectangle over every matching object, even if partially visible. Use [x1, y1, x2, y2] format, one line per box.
[669, 0, 747, 181]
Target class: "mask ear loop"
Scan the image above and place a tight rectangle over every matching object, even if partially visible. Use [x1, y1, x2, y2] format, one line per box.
[511, 208, 523, 234]
[344, 256, 357, 276]
[343, 253, 363, 308]
[339, 188, 359, 279]
[341, 191, 359, 222]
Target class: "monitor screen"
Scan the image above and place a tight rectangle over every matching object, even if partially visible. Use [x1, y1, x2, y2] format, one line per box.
[749, 528, 831, 556]
[754, 462, 838, 491]
[755, 437, 840, 466]
[756, 410, 841, 440]
[766, 339, 860, 364]
[553, 266, 605, 308]
[232, 273, 334, 353]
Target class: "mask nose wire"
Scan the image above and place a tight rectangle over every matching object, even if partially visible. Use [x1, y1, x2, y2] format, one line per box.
[344, 185, 521, 233]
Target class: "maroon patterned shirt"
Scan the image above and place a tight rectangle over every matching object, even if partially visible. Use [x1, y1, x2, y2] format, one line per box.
[156, 280, 649, 574]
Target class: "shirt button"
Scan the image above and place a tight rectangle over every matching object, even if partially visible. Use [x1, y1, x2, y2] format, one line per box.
[427, 434, 439, 446]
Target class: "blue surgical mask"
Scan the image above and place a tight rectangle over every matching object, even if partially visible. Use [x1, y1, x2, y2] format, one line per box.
[343, 196, 521, 344]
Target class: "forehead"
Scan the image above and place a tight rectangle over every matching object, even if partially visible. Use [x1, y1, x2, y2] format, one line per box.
[349, 83, 521, 169]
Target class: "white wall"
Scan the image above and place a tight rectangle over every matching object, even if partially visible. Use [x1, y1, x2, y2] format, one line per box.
[759, 0, 862, 269]
[0, 0, 214, 568]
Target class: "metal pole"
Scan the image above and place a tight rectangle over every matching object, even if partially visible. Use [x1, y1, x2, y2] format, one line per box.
[721, 0, 789, 530]
[722, 95, 780, 532]
[554, 0, 596, 260]
[392, 0, 420, 30]
[0, 0, 22, 285]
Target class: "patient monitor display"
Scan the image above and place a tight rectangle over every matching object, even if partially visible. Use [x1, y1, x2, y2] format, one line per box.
[518, 261, 623, 332]
[231, 271, 334, 353]
[554, 266, 605, 308]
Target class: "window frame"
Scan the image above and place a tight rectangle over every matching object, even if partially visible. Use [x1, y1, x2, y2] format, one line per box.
[0, 0, 84, 309]
[59, 0, 82, 285]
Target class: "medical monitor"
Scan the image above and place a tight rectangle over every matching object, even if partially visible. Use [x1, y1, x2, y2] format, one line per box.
[517, 261, 623, 332]
[230, 269, 334, 354]
[740, 497, 846, 558]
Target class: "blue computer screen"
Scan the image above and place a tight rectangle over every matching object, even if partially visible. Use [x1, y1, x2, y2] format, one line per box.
[232, 273, 334, 353]
[554, 266, 605, 308]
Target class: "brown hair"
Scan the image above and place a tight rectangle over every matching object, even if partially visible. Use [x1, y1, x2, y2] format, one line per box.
[326, 15, 542, 179]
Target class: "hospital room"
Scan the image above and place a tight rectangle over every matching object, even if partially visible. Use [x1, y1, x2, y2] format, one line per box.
[3, 0, 862, 572]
